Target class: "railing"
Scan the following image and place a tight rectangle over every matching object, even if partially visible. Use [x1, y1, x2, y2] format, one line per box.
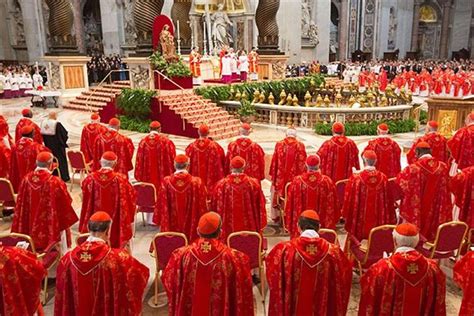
[85, 69, 130, 113]
[412, 103, 426, 138]
[153, 69, 186, 96]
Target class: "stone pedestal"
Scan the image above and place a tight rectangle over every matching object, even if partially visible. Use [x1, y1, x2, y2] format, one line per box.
[123, 57, 154, 89]
[42, 56, 89, 97]
[257, 55, 289, 80]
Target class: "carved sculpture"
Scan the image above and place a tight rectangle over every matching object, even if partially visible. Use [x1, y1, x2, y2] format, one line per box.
[255, 0, 280, 52]
[121, 0, 137, 46]
[45, 0, 76, 51]
[131, 65, 150, 89]
[12, 1, 26, 46]
[160, 25, 178, 62]
[308, 22, 319, 46]
[134, 0, 164, 53]
[301, 0, 311, 36]
[211, 4, 233, 49]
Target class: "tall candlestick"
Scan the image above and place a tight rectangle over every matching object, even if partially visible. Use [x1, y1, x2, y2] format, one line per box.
[176, 20, 181, 55]
[203, 19, 208, 56]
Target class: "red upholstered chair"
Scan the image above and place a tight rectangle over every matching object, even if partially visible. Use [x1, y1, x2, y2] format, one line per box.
[350, 225, 396, 275]
[279, 182, 291, 234]
[0, 232, 36, 253]
[335, 179, 349, 211]
[0, 178, 16, 217]
[133, 182, 157, 226]
[227, 231, 266, 309]
[418, 221, 468, 260]
[150, 232, 188, 307]
[67, 150, 91, 191]
[319, 228, 339, 245]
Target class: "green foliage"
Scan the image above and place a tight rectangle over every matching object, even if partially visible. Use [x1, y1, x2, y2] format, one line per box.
[149, 51, 192, 77]
[117, 88, 156, 120]
[118, 115, 151, 133]
[419, 109, 428, 124]
[237, 99, 257, 117]
[194, 74, 325, 103]
[314, 119, 416, 136]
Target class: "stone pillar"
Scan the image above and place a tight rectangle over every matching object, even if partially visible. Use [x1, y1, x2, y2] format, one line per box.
[18, 0, 48, 61]
[44, 0, 77, 54]
[410, 0, 421, 51]
[133, 0, 164, 55]
[255, 0, 281, 54]
[99, 0, 122, 54]
[439, 0, 452, 59]
[338, 0, 349, 60]
[71, 0, 85, 54]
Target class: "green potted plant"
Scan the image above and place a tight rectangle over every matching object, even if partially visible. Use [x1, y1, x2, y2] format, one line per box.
[150, 52, 193, 90]
[237, 98, 257, 123]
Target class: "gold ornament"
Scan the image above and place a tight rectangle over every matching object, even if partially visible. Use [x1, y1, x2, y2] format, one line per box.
[292, 95, 299, 106]
[278, 90, 287, 105]
[304, 91, 311, 107]
[268, 92, 275, 105]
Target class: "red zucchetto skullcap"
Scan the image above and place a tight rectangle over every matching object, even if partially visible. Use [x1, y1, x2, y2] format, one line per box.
[427, 121, 438, 129]
[22, 108, 31, 116]
[21, 125, 34, 135]
[377, 123, 388, 131]
[363, 150, 377, 160]
[416, 141, 431, 149]
[300, 210, 320, 221]
[109, 118, 120, 126]
[306, 154, 320, 167]
[90, 211, 112, 222]
[199, 124, 209, 135]
[332, 122, 344, 134]
[230, 156, 245, 169]
[101, 151, 117, 161]
[149, 121, 161, 129]
[241, 123, 251, 131]
[395, 223, 419, 236]
[36, 151, 53, 162]
[174, 154, 189, 164]
[91, 113, 99, 120]
[198, 212, 221, 235]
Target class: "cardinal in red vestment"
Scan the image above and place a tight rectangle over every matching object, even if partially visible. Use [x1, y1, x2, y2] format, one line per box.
[285, 155, 338, 238]
[362, 123, 401, 178]
[12, 152, 78, 252]
[211, 156, 267, 240]
[135, 120, 175, 191]
[79, 151, 136, 248]
[154, 154, 208, 242]
[9, 125, 49, 191]
[185, 124, 225, 195]
[14, 108, 42, 144]
[448, 112, 474, 169]
[269, 127, 307, 220]
[451, 166, 474, 228]
[0, 115, 13, 147]
[343, 150, 396, 242]
[163, 212, 254, 316]
[407, 121, 450, 165]
[396, 142, 452, 241]
[55, 212, 149, 316]
[454, 251, 474, 315]
[359, 223, 446, 316]
[0, 245, 46, 316]
[92, 118, 134, 177]
[225, 123, 265, 181]
[266, 210, 352, 316]
[80, 113, 107, 163]
[0, 141, 10, 179]
[317, 122, 360, 183]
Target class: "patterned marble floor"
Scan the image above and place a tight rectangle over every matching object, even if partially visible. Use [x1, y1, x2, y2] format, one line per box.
[0, 97, 463, 315]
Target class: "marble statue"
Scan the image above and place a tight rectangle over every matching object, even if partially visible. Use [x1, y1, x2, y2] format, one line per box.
[301, 0, 311, 36]
[160, 24, 177, 62]
[308, 21, 319, 46]
[211, 4, 233, 49]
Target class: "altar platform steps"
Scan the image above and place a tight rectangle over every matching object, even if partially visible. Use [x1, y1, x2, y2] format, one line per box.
[157, 93, 241, 140]
[63, 81, 131, 112]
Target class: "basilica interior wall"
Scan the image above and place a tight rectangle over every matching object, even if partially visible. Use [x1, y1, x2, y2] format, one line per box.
[449, 0, 473, 54]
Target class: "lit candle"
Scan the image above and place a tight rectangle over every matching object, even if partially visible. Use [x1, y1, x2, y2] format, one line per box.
[176, 20, 181, 55]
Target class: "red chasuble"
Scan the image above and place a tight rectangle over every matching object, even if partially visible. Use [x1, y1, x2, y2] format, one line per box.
[210, 173, 267, 240]
[185, 137, 225, 194]
[92, 129, 134, 176]
[285, 171, 338, 238]
[12, 169, 78, 251]
[269, 137, 307, 206]
[362, 137, 401, 178]
[225, 137, 266, 181]
[317, 135, 360, 183]
[9, 137, 49, 191]
[396, 156, 452, 240]
[454, 251, 474, 315]
[0, 246, 46, 316]
[163, 238, 254, 316]
[265, 237, 352, 316]
[407, 132, 450, 165]
[0, 117, 13, 147]
[134, 132, 176, 190]
[14, 118, 43, 144]
[448, 124, 474, 169]
[154, 172, 208, 242]
[359, 250, 446, 316]
[80, 122, 107, 162]
[451, 166, 474, 228]
[55, 241, 149, 316]
[79, 169, 136, 248]
[343, 169, 396, 241]
[0, 142, 11, 178]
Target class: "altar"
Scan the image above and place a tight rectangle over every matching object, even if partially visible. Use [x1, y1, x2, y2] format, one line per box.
[426, 95, 474, 137]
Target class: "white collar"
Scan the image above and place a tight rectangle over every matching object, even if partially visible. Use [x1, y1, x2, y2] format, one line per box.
[300, 230, 319, 238]
[174, 169, 188, 174]
[239, 135, 250, 139]
[100, 167, 113, 170]
[395, 246, 416, 253]
[86, 236, 107, 243]
[150, 131, 160, 135]
[468, 122, 474, 127]
[363, 166, 376, 171]
[419, 154, 433, 159]
[34, 167, 51, 173]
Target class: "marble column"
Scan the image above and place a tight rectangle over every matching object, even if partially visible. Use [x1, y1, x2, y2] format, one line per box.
[18, 0, 48, 61]
[338, 0, 349, 60]
[133, 0, 164, 54]
[171, 0, 192, 53]
[255, 0, 281, 54]
[99, 0, 122, 55]
[439, 1, 452, 59]
[44, 0, 77, 54]
[72, 0, 85, 54]
[410, 1, 421, 52]
[314, 0, 330, 63]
